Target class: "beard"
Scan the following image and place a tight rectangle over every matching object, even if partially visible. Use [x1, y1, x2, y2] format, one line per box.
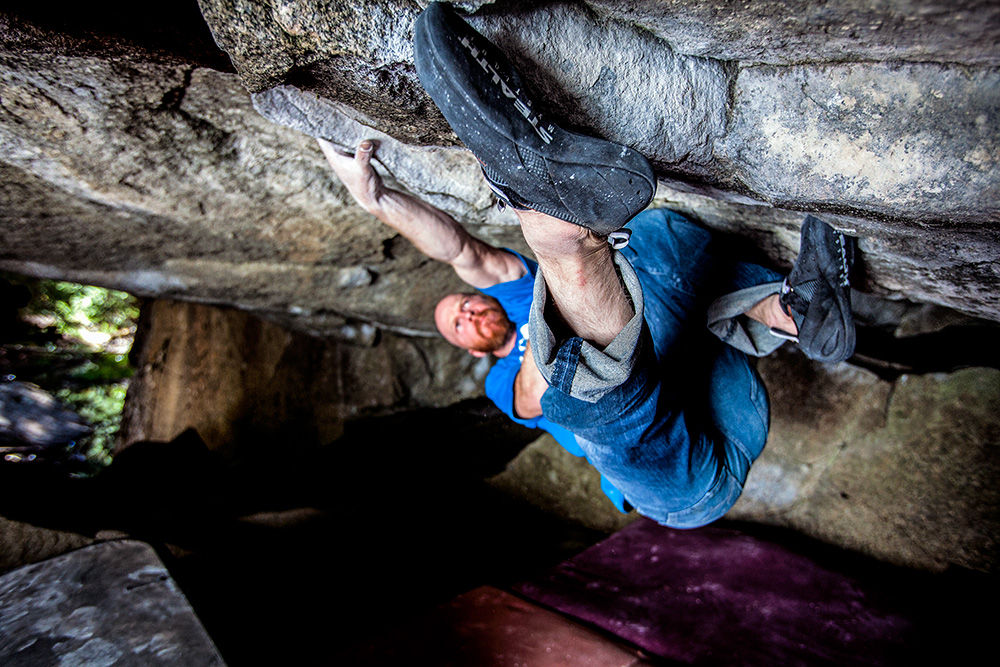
[470, 307, 515, 353]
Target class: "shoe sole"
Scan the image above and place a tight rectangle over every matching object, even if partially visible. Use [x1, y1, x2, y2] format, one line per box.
[414, 3, 655, 234]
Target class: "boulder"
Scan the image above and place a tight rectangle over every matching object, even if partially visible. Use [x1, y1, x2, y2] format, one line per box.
[489, 351, 1000, 573]
[119, 299, 491, 456]
[588, 0, 1000, 66]
[734, 356, 1000, 574]
[1, 1, 996, 327]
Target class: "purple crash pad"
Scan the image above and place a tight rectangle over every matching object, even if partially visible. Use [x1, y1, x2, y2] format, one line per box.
[513, 518, 981, 666]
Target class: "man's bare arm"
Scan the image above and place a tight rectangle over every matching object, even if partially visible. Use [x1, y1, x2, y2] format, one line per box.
[319, 139, 525, 289]
[513, 340, 546, 419]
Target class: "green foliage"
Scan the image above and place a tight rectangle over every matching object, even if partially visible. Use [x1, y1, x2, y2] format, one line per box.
[3, 273, 139, 475]
[28, 280, 139, 344]
[66, 353, 134, 383]
[55, 383, 128, 468]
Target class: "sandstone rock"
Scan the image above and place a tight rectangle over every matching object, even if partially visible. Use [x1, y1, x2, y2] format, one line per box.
[1, 5, 998, 324]
[0, 541, 227, 666]
[472, 3, 728, 175]
[0, 514, 92, 574]
[250, 84, 513, 228]
[486, 434, 638, 534]
[0, 45, 530, 337]
[196, 0, 999, 320]
[649, 181, 1000, 320]
[198, 0, 443, 143]
[588, 0, 1000, 66]
[120, 299, 490, 456]
[718, 62, 1000, 224]
[199, 2, 1000, 215]
[730, 350, 1000, 574]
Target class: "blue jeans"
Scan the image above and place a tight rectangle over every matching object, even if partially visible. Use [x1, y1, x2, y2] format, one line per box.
[529, 209, 784, 528]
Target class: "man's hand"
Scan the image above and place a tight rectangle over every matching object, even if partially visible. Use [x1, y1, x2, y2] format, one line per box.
[318, 137, 526, 289]
[318, 138, 385, 214]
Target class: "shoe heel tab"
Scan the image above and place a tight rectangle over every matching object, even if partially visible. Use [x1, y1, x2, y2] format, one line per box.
[608, 229, 631, 249]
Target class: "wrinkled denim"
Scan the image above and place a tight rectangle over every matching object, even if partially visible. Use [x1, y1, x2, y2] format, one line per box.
[529, 209, 784, 528]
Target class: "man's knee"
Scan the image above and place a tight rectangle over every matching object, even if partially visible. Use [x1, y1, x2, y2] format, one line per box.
[627, 208, 710, 244]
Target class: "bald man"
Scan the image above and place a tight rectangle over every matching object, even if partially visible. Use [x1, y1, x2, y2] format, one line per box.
[310, 5, 854, 527]
[319, 132, 853, 525]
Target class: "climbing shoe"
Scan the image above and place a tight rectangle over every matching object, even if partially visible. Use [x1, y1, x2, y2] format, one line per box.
[773, 215, 856, 363]
[413, 2, 656, 235]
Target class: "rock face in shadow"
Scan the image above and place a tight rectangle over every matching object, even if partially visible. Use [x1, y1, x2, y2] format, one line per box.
[0, 1, 997, 329]
[0, 541, 226, 667]
[733, 350, 1000, 573]
[119, 299, 495, 457]
[0, 515, 92, 574]
[489, 350, 1000, 574]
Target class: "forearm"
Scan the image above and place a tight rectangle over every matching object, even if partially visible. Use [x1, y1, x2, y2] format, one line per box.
[319, 138, 524, 288]
[364, 187, 471, 266]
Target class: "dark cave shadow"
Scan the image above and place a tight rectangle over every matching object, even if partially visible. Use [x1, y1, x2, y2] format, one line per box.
[3, 420, 996, 666]
[0, 411, 598, 666]
[852, 323, 1000, 379]
[222, 396, 542, 513]
[3, 0, 232, 71]
[0, 397, 542, 543]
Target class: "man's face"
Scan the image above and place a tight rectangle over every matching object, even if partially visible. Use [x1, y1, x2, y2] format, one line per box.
[434, 293, 515, 354]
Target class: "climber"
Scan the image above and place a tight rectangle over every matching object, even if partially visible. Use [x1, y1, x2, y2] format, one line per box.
[318, 2, 856, 527]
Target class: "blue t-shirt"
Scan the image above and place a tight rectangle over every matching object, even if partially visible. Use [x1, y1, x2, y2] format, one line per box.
[480, 251, 629, 513]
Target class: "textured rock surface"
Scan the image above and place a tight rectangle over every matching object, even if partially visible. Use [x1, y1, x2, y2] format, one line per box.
[486, 435, 639, 535]
[197, 0, 432, 140]
[0, 45, 529, 336]
[1, 1, 997, 327]
[203, 0, 1000, 218]
[0, 515, 92, 574]
[735, 357, 1000, 573]
[588, 0, 1000, 66]
[251, 84, 512, 228]
[493, 350, 1000, 573]
[120, 299, 491, 456]
[719, 62, 999, 223]
[0, 540, 226, 666]
[0, 0, 997, 577]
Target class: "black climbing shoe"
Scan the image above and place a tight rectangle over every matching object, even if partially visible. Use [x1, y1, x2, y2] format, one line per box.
[479, 162, 530, 212]
[413, 2, 655, 235]
[774, 215, 856, 363]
